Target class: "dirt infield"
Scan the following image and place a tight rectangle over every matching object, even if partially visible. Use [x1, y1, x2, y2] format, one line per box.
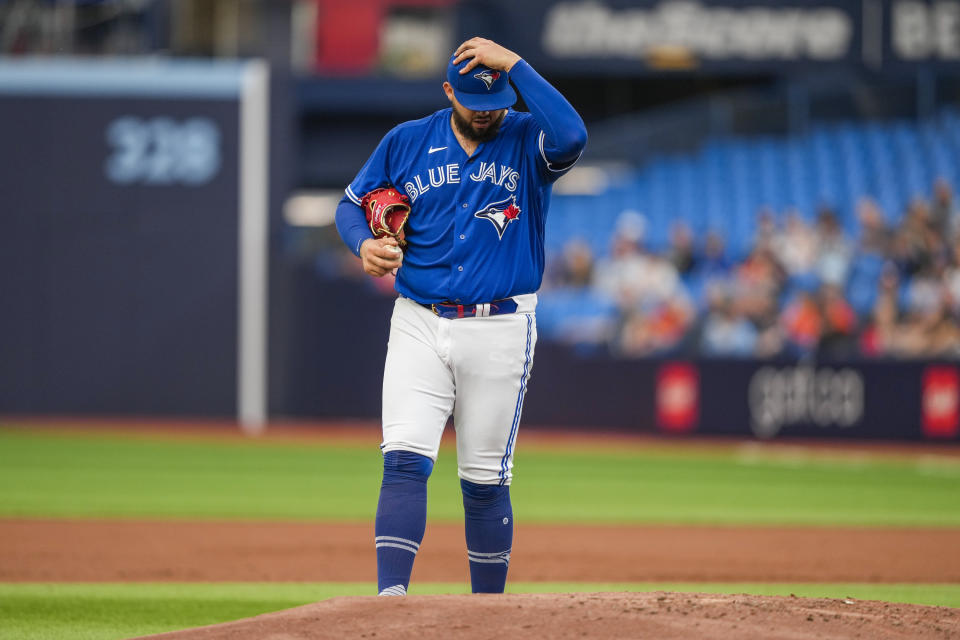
[3, 519, 959, 583]
[5, 520, 959, 640]
[134, 592, 959, 640]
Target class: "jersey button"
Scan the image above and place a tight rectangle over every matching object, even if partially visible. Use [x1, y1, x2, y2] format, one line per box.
[461, 203, 468, 208]
[459, 234, 465, 240]
[458, 265, 463, 271]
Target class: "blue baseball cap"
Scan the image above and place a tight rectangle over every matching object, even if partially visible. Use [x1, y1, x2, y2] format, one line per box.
[445, 54, 516, 112]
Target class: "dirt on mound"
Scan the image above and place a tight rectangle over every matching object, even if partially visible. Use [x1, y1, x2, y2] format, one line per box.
[135, 592, 958, 640]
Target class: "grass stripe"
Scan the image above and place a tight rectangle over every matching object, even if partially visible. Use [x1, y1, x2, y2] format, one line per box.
[1, 428, 959, 526]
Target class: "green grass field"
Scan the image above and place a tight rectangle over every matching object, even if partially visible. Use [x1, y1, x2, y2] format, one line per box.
[1, 425, 959, 639]
[2, 428, 959, 526]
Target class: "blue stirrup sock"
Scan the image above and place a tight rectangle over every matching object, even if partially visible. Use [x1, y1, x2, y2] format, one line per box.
[375, 450, 434, 596]
[461, 479, 513, 594]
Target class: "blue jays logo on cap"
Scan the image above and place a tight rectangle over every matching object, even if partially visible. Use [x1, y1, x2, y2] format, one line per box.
[473, 70, 500, 90]
[446, 54, 517, 112]
[474, 194, 522, 239]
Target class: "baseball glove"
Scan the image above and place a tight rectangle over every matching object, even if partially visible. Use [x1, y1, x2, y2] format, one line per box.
[361, 187, 411, 242]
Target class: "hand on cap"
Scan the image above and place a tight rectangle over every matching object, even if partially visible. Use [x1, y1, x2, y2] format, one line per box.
[453, 37, 521, 75]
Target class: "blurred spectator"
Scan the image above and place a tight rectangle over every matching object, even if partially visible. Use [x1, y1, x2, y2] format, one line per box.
[551, 238, 595, 289]
[772, 210, 817, 277]
[592, 233, 648, 309]
[858, 257, 960, 358]
[594, 211, 684, 313]
[920, 306, 960, 357]
[817, 283, 858, 357]
[856, 198, 892, 255]
[894, 197, 944, 277]
[752, 302, 786, 358]
[699, 283, 757, 356]
[814, 206, 853, 286]
[752, 208, 778, 253]
[898, 294, 960, 358]
[618, 292, 694, 357]
[617, 312, 656, 356]
[859, 263, 901, 358]
[693, 231, 732, 282]
[733, 246, 785, 320]
[781, 289, 821, 355]
[932, 177, 957, 238]
[667, 221, 697, 276]
[905, 264, 944, 319]
[943, 238, 960, 316]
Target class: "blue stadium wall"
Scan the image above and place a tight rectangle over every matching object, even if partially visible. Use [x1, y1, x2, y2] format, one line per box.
[0, 61, 259, 416]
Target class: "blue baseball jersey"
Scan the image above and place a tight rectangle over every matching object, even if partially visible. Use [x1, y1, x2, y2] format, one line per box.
[345, 108, 576, 304]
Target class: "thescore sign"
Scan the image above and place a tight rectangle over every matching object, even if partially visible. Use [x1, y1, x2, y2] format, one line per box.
[458, 0, 960, 73]
[543, 1, 854, 62]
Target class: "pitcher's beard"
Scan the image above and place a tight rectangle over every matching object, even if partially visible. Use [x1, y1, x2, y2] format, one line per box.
[452, 108, 504, 143]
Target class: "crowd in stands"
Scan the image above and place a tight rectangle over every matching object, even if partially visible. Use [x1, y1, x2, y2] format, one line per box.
[539, 177, 960, 359]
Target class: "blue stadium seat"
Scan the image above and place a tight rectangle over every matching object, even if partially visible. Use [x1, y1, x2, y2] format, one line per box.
[537, 106, 960, 343]
[846, 253, 886, 316]
[534, 287, 619, 347]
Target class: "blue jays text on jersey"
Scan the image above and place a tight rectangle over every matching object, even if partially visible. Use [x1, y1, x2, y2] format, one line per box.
[400, 160, 520, 200]
[337, 59, 587, 305]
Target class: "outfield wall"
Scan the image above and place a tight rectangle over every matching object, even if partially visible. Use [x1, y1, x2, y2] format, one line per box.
[277, 273, 958, 443]
[524, 344, 959, 441]
[0, 59, 270, 430]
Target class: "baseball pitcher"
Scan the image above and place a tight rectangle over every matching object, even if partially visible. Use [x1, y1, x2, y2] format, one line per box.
[335, 37, 587, 596]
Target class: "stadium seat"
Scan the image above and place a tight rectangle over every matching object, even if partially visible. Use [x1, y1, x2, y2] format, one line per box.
[542, 107, 960, 342]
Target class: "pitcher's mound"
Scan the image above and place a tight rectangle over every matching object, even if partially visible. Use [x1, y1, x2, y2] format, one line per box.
[136, 591, 958, 640]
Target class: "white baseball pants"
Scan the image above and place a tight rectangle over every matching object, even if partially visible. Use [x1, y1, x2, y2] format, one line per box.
[381, 294, 538, 485]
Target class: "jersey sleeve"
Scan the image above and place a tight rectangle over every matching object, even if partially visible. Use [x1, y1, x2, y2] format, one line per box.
[335, 195, 371, 257]
[345, 128, 398, 206]
[533, 125, 579, 181]
[517, 115, 579, 184]
[509, 60, 587, 183]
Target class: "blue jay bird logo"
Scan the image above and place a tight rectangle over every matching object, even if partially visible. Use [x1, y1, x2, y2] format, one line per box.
[474, 195, 522, 239]
[473, 70, 501, 90]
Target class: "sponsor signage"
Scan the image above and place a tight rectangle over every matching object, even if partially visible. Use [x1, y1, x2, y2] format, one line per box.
[456, 0, 960, 74]
[891, 0, 960, 63]
[656, 362, 700, 432]
[747, 365, 864, 438]
[921, 366, 960, 438]
[542, 1, 855, 65]
[693, 359, 932, 440]
[517, 347, 955, 441]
